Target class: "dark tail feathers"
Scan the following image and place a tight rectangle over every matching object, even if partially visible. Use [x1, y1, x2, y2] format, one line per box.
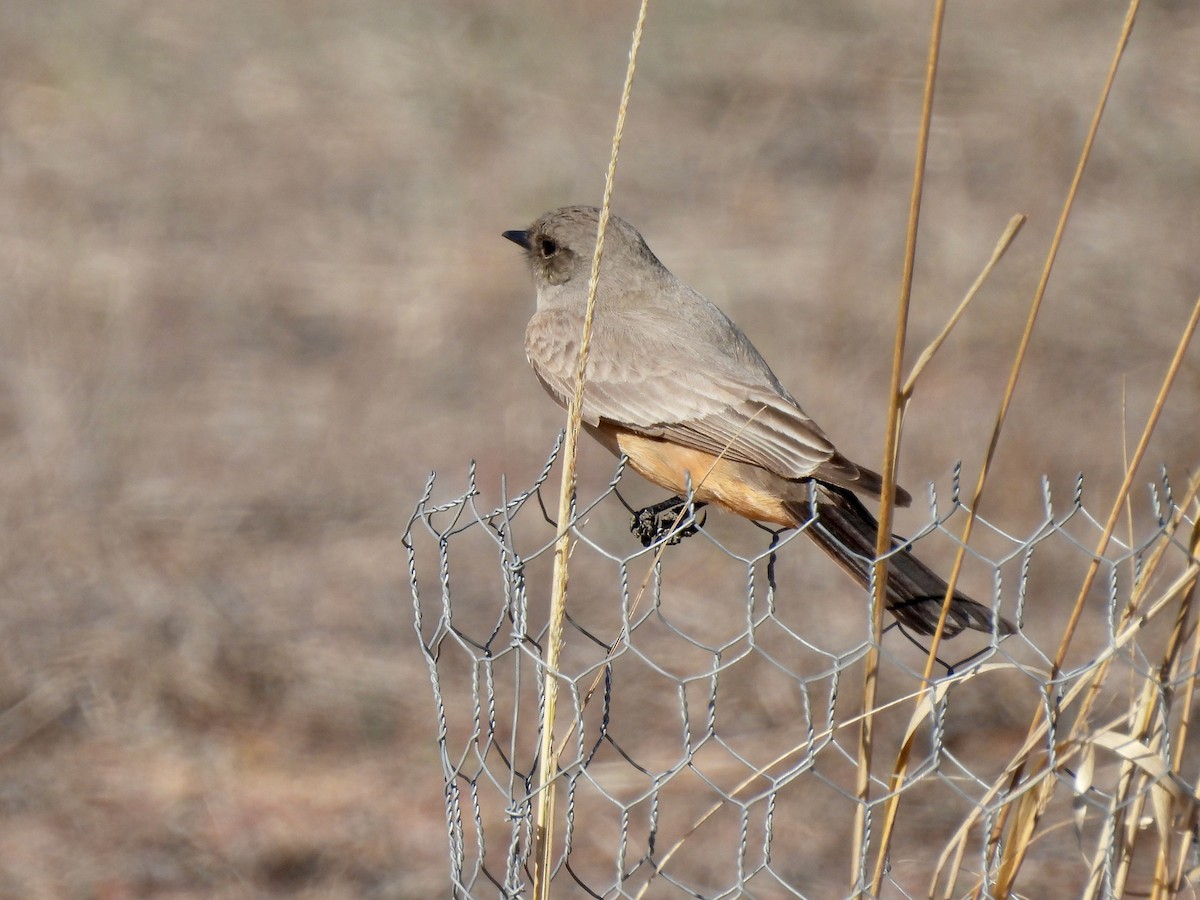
[789, 487, 1015, 638]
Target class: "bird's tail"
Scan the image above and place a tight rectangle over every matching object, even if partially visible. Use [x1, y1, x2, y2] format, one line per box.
[788, 487, 1014, 638]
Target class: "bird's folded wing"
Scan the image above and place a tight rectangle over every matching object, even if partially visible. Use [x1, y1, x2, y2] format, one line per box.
[526, 308, 840, 481]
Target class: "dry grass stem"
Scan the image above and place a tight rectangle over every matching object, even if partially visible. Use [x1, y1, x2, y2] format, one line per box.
[861, 1, 947, 890]
[532, 3, 650, 896]
[937, 0, 1144, 694]
[899, 213, 1027, 405]
[871, 210, 1026, 890]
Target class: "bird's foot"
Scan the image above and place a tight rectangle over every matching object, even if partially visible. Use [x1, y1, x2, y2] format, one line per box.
[631, 497, 707, 548]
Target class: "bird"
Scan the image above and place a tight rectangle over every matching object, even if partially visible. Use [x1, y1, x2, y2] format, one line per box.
[504, 205, 1013, 638]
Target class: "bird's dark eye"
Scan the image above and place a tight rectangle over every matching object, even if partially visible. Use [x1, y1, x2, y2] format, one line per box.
[539, 238, 558, 258]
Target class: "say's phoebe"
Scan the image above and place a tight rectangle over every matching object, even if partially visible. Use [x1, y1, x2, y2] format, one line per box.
[504, 206, 1013, 638]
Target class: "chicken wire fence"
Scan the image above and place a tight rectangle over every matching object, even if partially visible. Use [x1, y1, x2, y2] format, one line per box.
[405, 436, 1200, 899]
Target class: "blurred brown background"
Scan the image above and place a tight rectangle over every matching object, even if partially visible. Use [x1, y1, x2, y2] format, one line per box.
[0, 0, 1197, 896]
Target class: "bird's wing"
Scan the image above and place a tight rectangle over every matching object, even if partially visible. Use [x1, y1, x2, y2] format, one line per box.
[525, 306, 845, 482]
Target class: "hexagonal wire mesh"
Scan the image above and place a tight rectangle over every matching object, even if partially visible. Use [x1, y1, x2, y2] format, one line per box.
[406, 437, 1200, 898]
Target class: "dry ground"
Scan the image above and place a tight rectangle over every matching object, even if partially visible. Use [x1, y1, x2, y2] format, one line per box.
[1, 1, 1198, 897]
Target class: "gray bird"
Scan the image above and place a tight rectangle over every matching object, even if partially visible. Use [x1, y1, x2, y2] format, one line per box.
[505, 205, 1012, 638]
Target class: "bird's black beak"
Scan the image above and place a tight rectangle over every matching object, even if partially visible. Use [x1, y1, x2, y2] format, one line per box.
[502, 229, 531, 249]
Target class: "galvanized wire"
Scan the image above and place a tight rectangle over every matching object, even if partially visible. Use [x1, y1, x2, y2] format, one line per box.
[405, 440, 1199, 899]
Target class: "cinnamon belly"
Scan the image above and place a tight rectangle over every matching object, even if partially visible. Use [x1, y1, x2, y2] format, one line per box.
[604, 427, 798, 528]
